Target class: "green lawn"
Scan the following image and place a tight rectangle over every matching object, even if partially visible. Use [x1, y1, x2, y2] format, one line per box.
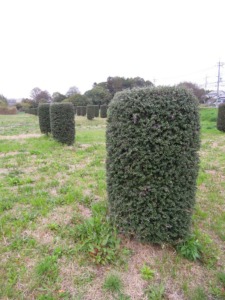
[0, 110, 225, 299]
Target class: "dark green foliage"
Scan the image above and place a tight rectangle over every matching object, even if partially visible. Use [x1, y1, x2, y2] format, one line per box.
[100, 105, 108, 118]
[29, 108, 38, 115]
[24, 107, 38, 115]
[38, 104, 51, 135]
[81, 106, 87, 116]
[63, 94, 88, 106]
[50, 103, 75, 145]
[76, 106, 82, 116]
[87, 105, 95, 120]
[106, 87, 200, 243]
[217, 103, 225, 132]
[94, 105, 99, 117]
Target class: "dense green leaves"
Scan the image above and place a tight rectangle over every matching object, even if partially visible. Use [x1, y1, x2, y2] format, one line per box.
[81, 106, 87, 116]
[106, 87, 200, 243]
[87, 105, 95, 120]
[38, 103, 51, 135]
[94, 105, 99, 117]
[26, 108, 38, 115]
[76, 106, 82, 116]
[100, 105, 108, 118]
[50, 103, 75, 145]
[217, 103, 225, 132]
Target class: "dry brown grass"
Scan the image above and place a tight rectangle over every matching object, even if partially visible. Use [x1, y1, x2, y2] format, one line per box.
[59, 257, 111, 300]
[23, 206, 74, 246]
[77, 203, 92, 218]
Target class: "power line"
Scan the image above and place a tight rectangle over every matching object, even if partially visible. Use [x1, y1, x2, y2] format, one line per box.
[155, 65, 215, 81]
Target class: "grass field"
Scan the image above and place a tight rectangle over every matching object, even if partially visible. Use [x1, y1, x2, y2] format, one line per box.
[0, 109, 225, 300]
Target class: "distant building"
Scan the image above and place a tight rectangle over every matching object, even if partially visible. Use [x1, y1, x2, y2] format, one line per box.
[205, 91, 225, 107]
[7, 99, 17, 106]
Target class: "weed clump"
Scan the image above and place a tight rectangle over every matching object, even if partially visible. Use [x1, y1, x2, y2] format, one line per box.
[106, 87, 200, 243]
[73, 202, 121, 265]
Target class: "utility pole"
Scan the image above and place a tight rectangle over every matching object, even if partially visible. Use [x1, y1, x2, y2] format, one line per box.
[217, 61, 224, 99]
[205, 76, 208, 90]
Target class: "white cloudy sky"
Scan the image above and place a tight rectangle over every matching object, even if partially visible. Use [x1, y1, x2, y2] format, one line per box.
[0, 0, 225, 99]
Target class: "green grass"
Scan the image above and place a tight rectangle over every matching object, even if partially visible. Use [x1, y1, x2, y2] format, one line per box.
[0, 109, 225, 299]
[103, 273, 123, 293]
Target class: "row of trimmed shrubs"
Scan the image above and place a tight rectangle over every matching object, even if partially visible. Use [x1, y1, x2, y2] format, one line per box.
[38, 103, 75, 145]
[76, 105, 108, 119]
[38, 103, 108, 146]
[28, 105, 108, 119]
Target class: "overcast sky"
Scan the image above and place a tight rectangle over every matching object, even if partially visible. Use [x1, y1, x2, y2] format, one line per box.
[0, 0, 225, 99]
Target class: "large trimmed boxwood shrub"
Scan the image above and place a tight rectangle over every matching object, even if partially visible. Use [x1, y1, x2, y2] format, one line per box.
[217, 103, 225, 132]
[50, 103, 75, 145]
[38, 103, 51, 135]
[106, 87, 200, 243]
[87, 105, 95, 120]
[100, 105, 108, 118]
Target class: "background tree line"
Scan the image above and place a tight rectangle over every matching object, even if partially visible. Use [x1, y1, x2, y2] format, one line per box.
[0, 76, 208, 112]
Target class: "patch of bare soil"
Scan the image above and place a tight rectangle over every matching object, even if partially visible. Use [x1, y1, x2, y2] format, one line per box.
[77, 204, 92, 218]
[0, 133, 42, 140]
[212, 142, 218, 148]
[78, 143, 92, 150]
[15, 256, 37, 298]
[49, 188, 58, 196]
[205, 170, 217, 175]
[120, 238, 215, 299]
[120, 239, 162, 299]
[198, 183, 208, 192]
[6, 203, 32, 219]
[75, 157, 93, 170]
[0, 168, 9, 175]
[59, 258, 112, 300]
[0, 151, 25, 157]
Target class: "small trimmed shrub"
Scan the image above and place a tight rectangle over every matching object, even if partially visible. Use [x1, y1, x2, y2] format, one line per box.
[81, 106, 87, 116]
[76, 106, 82, 116]
[100, 105, 108, 118]
[217, 103, 225, 132]
[87, 105, 95, 120]
[106, 87, 200, 243]
[94, 105, 99, 117]
[50, 103, 75, 145]
[38, 103, 51, 135]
